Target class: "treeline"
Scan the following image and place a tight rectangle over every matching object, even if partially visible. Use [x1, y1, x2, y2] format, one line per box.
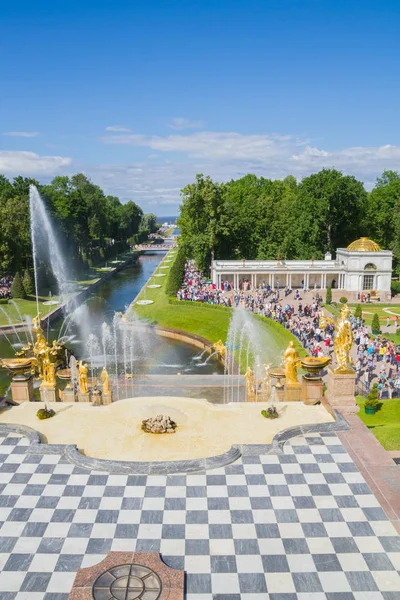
[0, 173, 158, 275]
[178, 169, 400, 275]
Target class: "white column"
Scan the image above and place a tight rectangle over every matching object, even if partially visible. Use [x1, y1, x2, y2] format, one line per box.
[234, 273, 239, 289]
[251, 274, 255, 289]
[271, 273, 275, 289]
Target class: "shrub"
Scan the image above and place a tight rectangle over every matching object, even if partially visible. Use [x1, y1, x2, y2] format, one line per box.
[23, 269, 34, 296]
[339, 296, 348, 304]
[325, 286, 332, 304]
[365, 383, 379, 408]
[166, 248, 186, 296]
[0, 298, 8, 305]
[371, 313, 381, 334]
[391, 280, 400, 296]
[11, 272, 26, 299]
[354, 304, 362, 319]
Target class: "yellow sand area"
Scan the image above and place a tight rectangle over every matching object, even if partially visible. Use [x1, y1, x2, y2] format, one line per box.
[0, 397, 334, 462]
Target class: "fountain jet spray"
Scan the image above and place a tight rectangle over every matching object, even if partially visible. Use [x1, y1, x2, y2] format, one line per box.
[29, 185, 71, 313]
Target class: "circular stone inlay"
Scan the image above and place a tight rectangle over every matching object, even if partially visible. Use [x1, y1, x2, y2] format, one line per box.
[93, 564, 162, 600]
[153, 274, 166, 277]
[136, 299, 154, 305]
[147, 284, 161, 288]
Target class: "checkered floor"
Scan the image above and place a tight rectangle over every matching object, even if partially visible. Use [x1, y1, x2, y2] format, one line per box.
[0, 431, 399, 599]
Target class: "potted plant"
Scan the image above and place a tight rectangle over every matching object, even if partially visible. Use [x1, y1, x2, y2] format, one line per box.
[364, 383, 380, 415]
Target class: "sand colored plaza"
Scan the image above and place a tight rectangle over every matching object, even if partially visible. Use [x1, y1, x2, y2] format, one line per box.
[0, 397, 334, 462]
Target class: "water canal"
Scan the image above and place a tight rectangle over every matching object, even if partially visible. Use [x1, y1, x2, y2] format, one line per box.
[0, 252, 223, 397]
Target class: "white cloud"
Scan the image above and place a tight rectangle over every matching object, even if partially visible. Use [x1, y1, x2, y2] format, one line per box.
[168, 117, 205, 130]
[105, 125, 131, 132]
[93, 129, 400, 210]
[0, 151, 71, 175]
[101, 130, 400, 175]
[3, 131, 40, 137]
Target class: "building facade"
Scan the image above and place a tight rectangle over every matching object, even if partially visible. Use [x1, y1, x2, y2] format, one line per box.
[211, 237, 393, 299]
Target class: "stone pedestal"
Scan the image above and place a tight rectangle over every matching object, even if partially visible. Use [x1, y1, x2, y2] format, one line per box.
[302, 379, 324, 405]
[102, 392, 113, 405]
[61, 386, 76, 402]
[275, 386, 285, 402]
[39, 385, 60, 403]
[78, 392, 90, 403]
[285, 383, 302, 402]
[325, 367, 359, 413]
[11, 375, 34, 403]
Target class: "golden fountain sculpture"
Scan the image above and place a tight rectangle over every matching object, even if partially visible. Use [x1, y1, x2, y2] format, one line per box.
[213, 340, 226, 359]
[333, 304, 354, 373]
[283, 341, 301, 386]
[245, 366, 256, 400]
[2, 314, 66, 382]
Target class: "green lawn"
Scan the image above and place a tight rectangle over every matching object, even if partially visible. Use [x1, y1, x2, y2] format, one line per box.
[0, 296, 55, 326]
[133, 250, 306, 370]
[356, 396, 400, 450]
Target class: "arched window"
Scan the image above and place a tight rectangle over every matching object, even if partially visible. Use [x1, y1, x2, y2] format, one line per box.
[364, 263, 377, 271]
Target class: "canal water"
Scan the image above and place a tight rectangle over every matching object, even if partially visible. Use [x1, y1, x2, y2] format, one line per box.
[0, 253, 223, 397]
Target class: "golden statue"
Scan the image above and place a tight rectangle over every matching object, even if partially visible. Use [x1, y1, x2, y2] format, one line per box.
[333, 304, 354, 373]
[213, 340, 226, 358]
[42, 350, 57, 387]
[32, 314, 41, 333]
[319, 314, 334, 330]
[245, 366, 255, 400]
[283, 341, 302, 386]
[101, 367, 111, 394]
[78, 361, 89, 394]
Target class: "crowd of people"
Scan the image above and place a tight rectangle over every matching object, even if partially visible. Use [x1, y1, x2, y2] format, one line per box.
[0, 275, 12, 299]
[177, 260, 400, 397]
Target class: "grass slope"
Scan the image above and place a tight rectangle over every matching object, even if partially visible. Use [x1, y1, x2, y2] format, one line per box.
[133, 250, 306, 369]
[356, 396, 400, 451]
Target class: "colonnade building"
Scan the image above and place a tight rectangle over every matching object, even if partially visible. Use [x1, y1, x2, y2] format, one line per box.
[211, 237, 393, 299]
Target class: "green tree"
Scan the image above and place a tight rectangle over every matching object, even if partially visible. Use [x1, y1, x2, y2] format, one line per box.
[139, 213, 158, 234]
[11, 272, 26, 299]
[371, 313, 381, 334]
[23, 269, 34, 296]
[325, 287, 332, 304]
[293, 169, 367, 257]
[364, 170, 400, 273]
[354, 305, 362, 319]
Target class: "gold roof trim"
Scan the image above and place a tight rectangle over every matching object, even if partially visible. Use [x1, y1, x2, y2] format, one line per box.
[346, 237, 381, 252]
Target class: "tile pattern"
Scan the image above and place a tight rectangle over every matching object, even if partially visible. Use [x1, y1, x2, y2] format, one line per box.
[0, 432, 399, 599]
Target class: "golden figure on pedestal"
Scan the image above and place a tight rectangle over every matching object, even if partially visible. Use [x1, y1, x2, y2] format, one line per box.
[283, 341, 302, 385]
[245, 366, 255, 400]
[78, 361, 89, 394]
[333, 304, 354, 373]
[101, 367, 111, 395]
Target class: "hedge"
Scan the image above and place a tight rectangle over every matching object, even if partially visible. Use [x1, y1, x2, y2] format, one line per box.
[165, 247, 186, 296]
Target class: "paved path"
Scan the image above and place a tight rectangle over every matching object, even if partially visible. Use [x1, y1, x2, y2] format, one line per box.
[0, 429, 399, 598]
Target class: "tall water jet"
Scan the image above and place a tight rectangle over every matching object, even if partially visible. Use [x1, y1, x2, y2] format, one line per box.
[29, 185, 71, 311]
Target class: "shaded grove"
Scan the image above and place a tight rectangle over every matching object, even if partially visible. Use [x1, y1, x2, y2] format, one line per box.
[178, 169, 400, 275]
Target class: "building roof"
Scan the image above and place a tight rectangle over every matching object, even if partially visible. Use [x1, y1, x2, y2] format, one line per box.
[346, 237, 381, 252]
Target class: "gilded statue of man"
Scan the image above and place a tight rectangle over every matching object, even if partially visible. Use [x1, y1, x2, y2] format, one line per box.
[333, 304, 354, 372]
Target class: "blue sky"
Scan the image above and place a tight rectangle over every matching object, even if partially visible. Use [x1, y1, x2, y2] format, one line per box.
[1, 0, 399, 214]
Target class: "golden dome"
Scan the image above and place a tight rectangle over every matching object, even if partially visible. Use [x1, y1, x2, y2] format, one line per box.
[346, 237, 381, 252]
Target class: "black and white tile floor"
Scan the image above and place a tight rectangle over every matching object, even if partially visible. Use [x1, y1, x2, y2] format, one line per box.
[0, 432, 399, 599]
